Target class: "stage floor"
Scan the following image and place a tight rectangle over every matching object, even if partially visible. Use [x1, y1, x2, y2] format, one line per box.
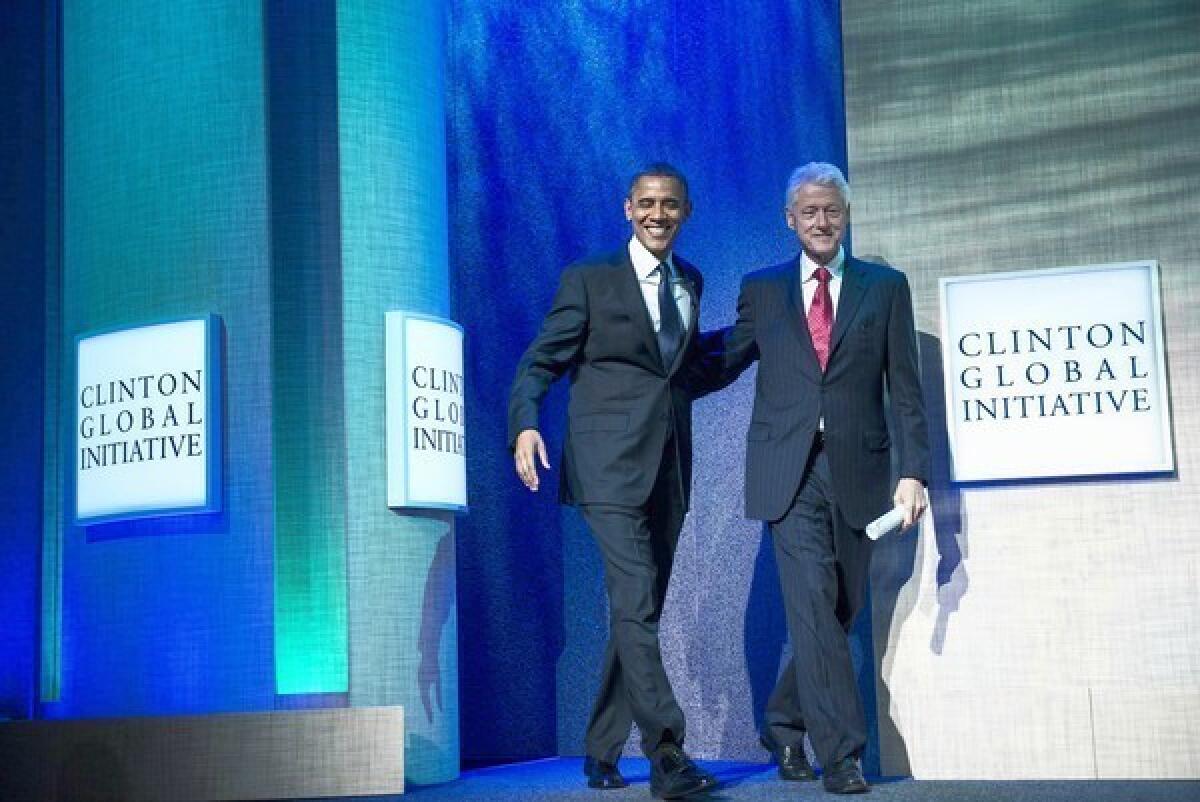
[390, 758, 1200, 802]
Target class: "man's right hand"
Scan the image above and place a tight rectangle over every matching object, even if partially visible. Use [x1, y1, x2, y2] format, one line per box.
[514, 429, 550, 492]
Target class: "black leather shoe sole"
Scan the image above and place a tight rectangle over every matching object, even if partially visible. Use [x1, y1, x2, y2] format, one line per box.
[822, 768, 870, 794]
[650, 772, 718, 799]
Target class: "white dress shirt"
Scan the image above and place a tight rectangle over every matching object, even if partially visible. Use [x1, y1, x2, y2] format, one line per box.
[629, 236, 692, 333]
[800, 245, 845, 315]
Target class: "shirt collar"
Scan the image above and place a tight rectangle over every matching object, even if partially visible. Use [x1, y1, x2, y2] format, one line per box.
[800, 246, 845, 281]
[629, 236, 675, 281]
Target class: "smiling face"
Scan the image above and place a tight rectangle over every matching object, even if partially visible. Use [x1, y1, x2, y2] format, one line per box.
[624, 174, 691, 259]
[786, 182, 848, 265]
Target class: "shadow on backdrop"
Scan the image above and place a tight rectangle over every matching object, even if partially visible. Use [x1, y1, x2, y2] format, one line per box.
[918, 332, 968, 656]
[866, 322, 967, 777]
[418, 526, 457, 726]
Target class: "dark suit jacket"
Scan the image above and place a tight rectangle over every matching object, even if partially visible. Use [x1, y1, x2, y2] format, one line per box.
[508, 249, 706, 509]
[712, 255, 930, 527]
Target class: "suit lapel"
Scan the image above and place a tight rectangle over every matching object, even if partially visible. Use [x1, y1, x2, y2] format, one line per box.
[783, 260, 823, 381]
[828, 257, 869, 362]
[612, 249, 667, 371]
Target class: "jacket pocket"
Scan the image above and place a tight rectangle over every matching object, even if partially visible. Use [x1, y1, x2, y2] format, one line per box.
[862, 429, 891, 451]
[573, 413, 629, 433]
[747, 422, 771, 441]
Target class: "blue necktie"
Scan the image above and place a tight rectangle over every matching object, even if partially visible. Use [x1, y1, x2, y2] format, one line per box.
[656, 262, 684, 370]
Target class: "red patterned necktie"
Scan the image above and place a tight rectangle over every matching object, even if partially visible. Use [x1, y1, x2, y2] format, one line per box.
[808, 265, 834, 371]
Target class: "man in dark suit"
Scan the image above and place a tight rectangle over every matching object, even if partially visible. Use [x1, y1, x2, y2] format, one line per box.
[508, 163, 719, 798]
[710, 163, 930, 794]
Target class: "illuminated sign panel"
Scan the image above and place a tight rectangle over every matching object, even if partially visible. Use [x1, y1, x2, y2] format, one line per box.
[385, 312, 467, 511]
[75, 317, 222, 523]
[939, 262, 1173, 482]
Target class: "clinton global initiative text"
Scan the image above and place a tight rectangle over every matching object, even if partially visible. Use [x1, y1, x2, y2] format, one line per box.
[962, 387, 1150, 422]
[80, 433, 203, 469]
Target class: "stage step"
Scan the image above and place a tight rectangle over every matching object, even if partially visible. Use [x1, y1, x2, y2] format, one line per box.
[0, 705, 404, 801]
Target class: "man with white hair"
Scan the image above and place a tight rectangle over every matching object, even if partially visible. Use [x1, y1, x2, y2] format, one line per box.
[709, 162, 930, 794]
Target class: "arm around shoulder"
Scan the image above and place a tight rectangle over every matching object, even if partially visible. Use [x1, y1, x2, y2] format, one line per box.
[684, 276, 760, 397]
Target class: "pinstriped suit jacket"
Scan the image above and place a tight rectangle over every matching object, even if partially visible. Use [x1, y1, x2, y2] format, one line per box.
[713, 255, 930, 527]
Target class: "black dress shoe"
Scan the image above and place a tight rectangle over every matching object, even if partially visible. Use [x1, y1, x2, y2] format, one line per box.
[759, 734, 815, 781]
[583, 756, 628, 789]
[821, 756, 869, 794]
[649, 743, 719, 799]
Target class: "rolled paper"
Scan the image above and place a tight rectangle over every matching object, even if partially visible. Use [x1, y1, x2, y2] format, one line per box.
[866, 504, 907, 540]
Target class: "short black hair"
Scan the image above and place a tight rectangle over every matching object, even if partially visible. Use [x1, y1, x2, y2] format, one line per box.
[628, 162, 689, 201]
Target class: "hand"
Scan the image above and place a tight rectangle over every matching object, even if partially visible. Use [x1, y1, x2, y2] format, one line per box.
[418, 651, 442, 723]
[893, 477, 928, 530]
[514, 429, 550, 492]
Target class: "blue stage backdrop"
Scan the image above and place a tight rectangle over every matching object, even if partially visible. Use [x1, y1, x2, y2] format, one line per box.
[447, 0, 851, 763]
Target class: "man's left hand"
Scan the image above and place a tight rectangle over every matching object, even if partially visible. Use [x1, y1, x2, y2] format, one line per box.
[893, 478, 928, 530]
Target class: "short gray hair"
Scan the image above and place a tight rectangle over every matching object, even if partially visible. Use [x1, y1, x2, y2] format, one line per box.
[785, 162, 850, 207]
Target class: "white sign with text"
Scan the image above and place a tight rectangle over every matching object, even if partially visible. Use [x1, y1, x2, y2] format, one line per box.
[940, 262, 1173, 481]
[76, 317, 221, 522]
[385, 312, 467, 510]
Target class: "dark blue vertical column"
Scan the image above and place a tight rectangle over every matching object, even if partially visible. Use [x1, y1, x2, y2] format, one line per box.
[266, 0, 350, 701]
[0, 0, 50, 721]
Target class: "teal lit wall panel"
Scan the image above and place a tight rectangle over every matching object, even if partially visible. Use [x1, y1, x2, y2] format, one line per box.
[38, 0, 459, 780]
[336, 0, 459, 785]
[47, 0, 275, 714]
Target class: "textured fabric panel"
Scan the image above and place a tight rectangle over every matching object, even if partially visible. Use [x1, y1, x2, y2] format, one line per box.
[336, 0, 459, 785]
[448, 0, 849, 762]
[48, 0, 275, 716]
[843, 0, 1200, 778]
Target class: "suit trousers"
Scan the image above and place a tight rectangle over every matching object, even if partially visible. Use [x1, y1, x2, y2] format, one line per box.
[763, 437, 873, 770]
[579, 440, 687, 762]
